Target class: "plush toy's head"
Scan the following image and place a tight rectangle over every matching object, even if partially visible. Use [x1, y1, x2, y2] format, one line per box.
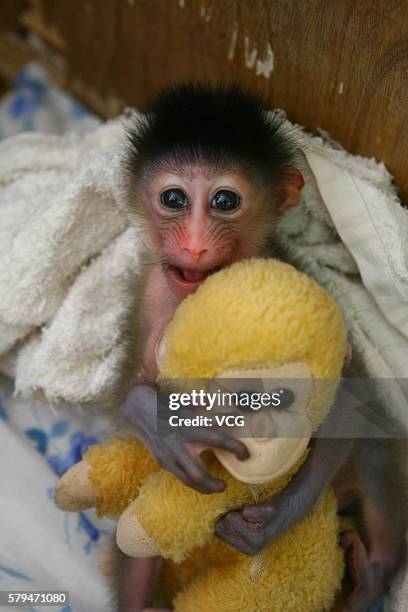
[157, 258, 348, 484]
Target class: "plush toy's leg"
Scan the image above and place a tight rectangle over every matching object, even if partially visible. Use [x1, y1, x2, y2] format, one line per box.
[87, 437, 160, 517]
[117, 503, 161, 557]
[54, 437, 159, 517]
[54, 460, 96, 511]
[116, 455, 253, 562]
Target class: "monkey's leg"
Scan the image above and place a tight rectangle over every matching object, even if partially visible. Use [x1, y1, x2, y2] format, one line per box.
[103, 540, 165, 612]
[340, 524, 399, 612]
[339, 441, 406, 612]
[120, 557, 163, 612]
[119, 556, 164, 612]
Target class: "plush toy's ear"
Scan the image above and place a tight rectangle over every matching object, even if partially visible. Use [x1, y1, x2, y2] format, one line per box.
[278, 167, 305, 214]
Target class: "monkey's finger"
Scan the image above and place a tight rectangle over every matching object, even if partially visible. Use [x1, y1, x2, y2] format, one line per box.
[157, 447, 225, 493]
[173, 452, 226, 494]
[241, 502, 274, 525]
[215, 511, 265, 556]
[162, 459, 207, 492]
[340, 531, 386, 612]
[155, 445, 224, 493]
[340, 530, 366, 597]
[184, 431, 249, 461]
[241, 494, 302, 541]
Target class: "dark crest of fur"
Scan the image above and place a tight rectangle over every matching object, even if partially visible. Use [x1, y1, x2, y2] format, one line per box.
[125, 83, 298, 186]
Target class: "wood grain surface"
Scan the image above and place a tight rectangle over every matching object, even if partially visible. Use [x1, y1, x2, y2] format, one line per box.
[1, 0, 408, 201]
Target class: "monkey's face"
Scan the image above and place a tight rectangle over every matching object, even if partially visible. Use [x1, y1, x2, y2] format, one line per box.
[141, 163, 276, 298]
[211, 362, 314, 484]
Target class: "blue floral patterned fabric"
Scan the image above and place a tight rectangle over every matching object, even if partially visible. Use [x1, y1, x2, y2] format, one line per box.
[0, 376, 114, 611]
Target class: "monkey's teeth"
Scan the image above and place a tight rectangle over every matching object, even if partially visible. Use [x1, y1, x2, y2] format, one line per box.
[181, 269, 208, 282]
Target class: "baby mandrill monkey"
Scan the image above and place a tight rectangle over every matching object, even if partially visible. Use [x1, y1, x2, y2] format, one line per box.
[115, 84, 404, 611]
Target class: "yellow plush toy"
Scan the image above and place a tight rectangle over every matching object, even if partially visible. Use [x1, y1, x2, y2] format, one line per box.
[55, 258, 348, 611]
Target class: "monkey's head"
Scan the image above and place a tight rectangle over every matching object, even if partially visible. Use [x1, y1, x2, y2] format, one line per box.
[126, 83, 304, 298]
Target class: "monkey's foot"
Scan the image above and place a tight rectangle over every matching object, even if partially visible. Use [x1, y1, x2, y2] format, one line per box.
[340, 530, 391, 612]
[54, 460, 96, 511]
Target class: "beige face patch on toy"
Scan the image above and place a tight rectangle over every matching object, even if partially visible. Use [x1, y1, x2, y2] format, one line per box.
[212, 362, 313, 485]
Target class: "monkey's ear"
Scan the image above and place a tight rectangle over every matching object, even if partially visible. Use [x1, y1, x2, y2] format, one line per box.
[277, 167, 305, 214]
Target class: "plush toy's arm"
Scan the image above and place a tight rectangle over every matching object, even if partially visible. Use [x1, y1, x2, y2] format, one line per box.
[116, 452, 254, 563]
[54, 437, 159, 517]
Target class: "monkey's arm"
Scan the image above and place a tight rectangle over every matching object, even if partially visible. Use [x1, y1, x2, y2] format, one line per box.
[338, 440, 406, 612]
[215, 384, 357, 553]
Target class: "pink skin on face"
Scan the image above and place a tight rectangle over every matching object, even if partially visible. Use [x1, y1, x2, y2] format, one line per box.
[138, 163, 304, 381]
[142, 164, 270, 299]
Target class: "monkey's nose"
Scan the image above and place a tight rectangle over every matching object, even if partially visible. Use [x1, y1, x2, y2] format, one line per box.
[184, 247, 208, 261]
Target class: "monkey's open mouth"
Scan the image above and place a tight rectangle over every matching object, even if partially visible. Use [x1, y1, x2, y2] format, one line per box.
[180, 269, 209, 282]
[167, 265, 219, 295]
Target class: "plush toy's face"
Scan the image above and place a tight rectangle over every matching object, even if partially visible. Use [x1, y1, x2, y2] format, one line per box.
[157, 259, 347, 485]
[212, 362, 314, 484]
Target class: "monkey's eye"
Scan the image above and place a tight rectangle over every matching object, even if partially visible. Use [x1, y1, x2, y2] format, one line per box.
[211, 190, 241, 213]
[272, 388, 296, 410]
[160, 188, 188, 210]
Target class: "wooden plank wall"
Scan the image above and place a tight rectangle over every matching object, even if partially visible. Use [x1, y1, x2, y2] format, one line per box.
[1, 0, 408, 201]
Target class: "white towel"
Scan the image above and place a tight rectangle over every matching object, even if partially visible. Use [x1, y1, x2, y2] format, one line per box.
[273, 125, 408, 427]
[0, 117, 144, 406]
[1, 112, 406, 420]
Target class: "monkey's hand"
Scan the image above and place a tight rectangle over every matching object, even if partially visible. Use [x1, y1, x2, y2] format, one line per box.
[215, 434, 354, 555]
[119, 385, 249, 494]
